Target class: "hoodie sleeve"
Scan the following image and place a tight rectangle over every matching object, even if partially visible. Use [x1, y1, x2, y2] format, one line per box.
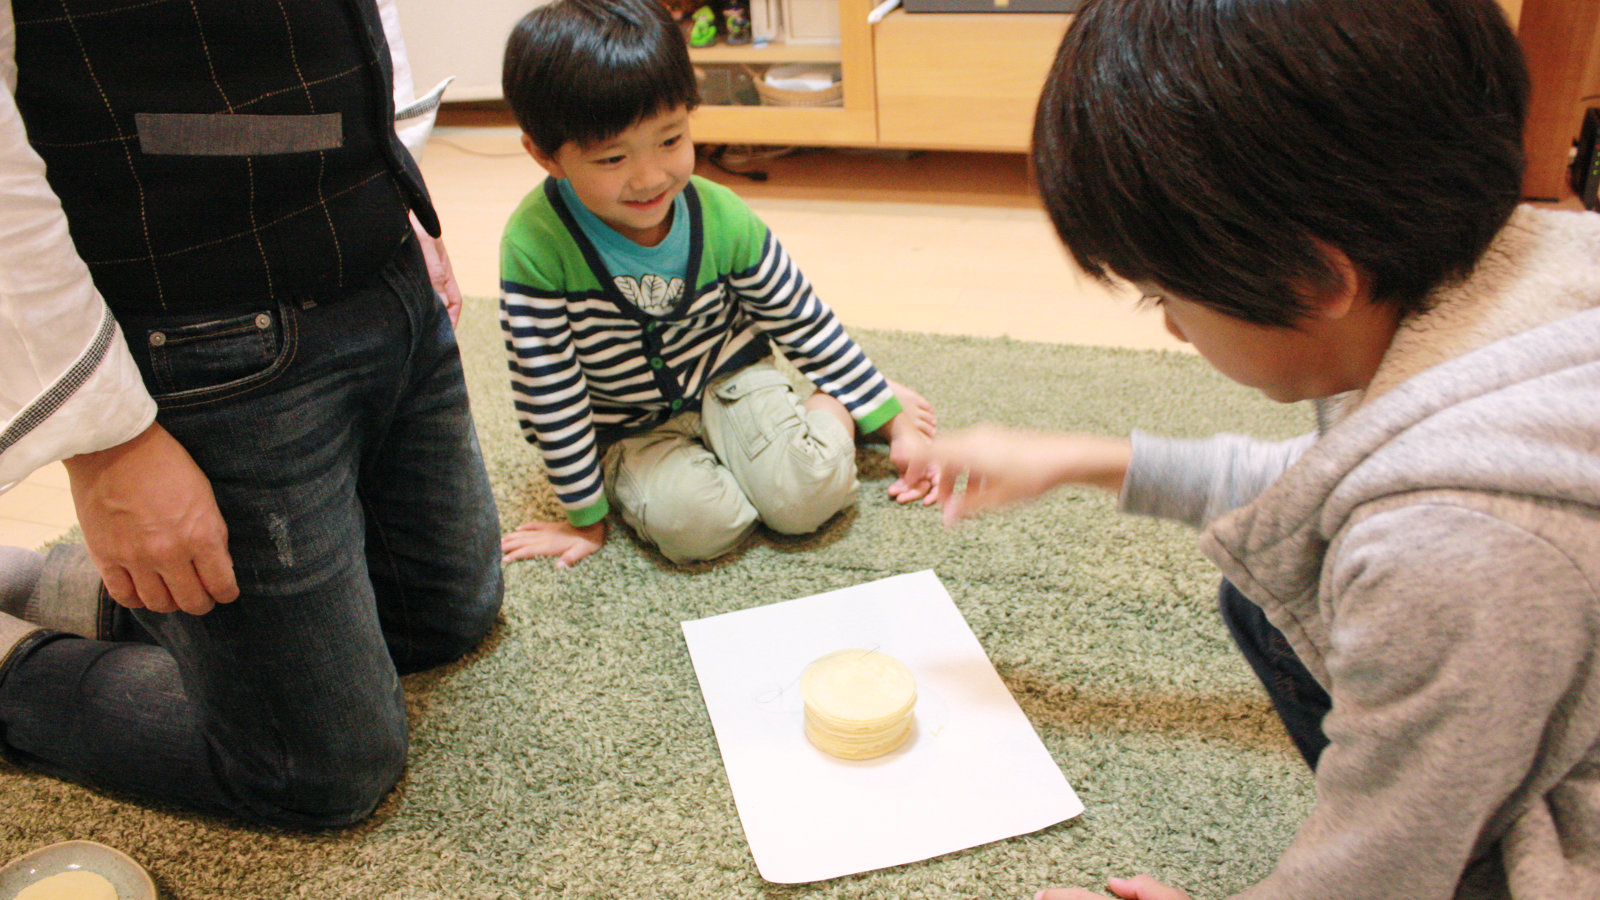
[1119, 430, 1318, 530]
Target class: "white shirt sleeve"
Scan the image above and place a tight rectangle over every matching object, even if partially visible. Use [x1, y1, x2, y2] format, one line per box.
[0, 0, 157, 493]
[379, 0, 448, 163]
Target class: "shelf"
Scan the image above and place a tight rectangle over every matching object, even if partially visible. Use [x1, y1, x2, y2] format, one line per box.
[690, 41, 843, 64]
[692, 104, 875, 145]
[687, 0, 876, 146]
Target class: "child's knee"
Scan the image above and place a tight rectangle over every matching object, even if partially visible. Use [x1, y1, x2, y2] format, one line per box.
[615, 454, 759, 563]
[642, 485, 758, 562]
[653, 517, 755, 563]
[703, 371, 857, 525]
[754, 451, 857, 535]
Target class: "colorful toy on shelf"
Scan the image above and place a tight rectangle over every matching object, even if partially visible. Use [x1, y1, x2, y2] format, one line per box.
[688, 4, 718, 46]
[719, 0, 752, 44]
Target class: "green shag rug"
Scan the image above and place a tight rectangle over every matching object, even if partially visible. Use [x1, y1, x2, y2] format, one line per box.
[1, 297, 1318, 899]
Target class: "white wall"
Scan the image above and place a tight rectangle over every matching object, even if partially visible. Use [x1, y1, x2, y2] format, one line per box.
[398, 0, 548, 102]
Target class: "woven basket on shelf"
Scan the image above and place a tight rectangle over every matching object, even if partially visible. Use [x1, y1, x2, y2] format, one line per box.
[745, 65, 843, 107]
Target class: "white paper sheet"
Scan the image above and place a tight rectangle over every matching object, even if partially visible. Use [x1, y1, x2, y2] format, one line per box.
[681, 570, 1084, 883]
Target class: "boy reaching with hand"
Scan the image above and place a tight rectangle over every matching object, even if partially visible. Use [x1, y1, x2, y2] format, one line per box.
[910, 0, 1600, 897]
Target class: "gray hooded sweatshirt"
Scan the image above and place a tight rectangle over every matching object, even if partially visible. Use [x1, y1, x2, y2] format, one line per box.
[1120, 206, 1600, 899]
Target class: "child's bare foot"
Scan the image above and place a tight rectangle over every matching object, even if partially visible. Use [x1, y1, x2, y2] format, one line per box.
[864, 379, 937, 444]
[889, 379, 937, 438]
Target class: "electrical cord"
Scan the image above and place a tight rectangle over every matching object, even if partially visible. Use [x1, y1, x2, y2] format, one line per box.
[428, 137, 526, 158]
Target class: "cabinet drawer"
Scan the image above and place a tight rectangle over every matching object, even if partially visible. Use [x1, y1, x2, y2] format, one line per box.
[873, 11, 1070, 151]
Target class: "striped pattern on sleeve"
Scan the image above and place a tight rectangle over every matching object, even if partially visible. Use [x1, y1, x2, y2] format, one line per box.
[725, 231, 902, 433]
[693, 179, 902, 432]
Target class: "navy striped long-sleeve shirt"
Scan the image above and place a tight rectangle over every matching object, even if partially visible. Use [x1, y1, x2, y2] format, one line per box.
[500, 176, 901, 525]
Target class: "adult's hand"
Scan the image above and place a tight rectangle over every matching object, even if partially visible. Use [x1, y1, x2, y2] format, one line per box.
[411, 211, 462, 327]
[63, 422, 238, 615]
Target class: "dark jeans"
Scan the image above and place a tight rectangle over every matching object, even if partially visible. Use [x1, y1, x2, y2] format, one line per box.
[0, 238, 503, 827]
[1219, 579, 1331, 769]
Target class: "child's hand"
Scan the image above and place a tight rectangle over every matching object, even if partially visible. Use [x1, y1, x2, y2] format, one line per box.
[903, 425, 1132, 525]
[1036, 875, 1194, 900]
[884, 413, 938, 504]
[501, 520, 606, 569]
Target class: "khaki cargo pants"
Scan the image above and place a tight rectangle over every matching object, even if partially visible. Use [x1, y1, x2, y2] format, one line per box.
[600, 359, 857, 563]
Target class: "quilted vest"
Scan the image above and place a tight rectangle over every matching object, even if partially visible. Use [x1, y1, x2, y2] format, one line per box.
[10, 0, 439, 313]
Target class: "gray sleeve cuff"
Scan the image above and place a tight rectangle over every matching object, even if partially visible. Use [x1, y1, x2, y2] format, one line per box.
[1120, 430, 1317, 530]
[1119, 430, 1213, 529]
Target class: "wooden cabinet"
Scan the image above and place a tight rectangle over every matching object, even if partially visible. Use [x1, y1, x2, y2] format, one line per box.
[689, 0, 879, 145]
[873, 10, 1068, 151]
[689, 2, 1068, 152]
[690, 0, 1552, 162]
[419, 0, 1583, 195]
[1516, 0, 1600, 200]
[691, 6, 1068, 152]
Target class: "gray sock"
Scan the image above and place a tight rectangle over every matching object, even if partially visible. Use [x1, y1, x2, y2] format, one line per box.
[0, 547, 46, 618]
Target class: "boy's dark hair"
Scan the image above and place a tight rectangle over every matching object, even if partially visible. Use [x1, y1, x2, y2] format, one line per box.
[503, 0, 701, 157]
[1033, 0, 1529, 326]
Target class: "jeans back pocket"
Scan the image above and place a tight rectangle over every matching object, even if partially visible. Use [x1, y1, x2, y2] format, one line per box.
[141, 309, 286, 402]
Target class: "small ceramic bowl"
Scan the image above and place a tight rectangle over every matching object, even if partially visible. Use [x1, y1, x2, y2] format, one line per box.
[0, 840, 156, 900]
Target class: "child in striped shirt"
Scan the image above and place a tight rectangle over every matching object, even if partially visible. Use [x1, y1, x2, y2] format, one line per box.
[497, 0, 937, 566]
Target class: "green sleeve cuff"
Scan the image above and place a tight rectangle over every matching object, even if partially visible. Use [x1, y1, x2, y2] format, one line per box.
[856, 394, 904, 435]
[567, 497, 610, 528]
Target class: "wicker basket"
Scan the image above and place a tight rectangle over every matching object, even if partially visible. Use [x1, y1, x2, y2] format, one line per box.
[747, 65, 843, 108]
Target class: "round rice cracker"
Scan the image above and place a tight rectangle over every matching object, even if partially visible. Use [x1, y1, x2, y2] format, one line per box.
[800, 649, 917, 760]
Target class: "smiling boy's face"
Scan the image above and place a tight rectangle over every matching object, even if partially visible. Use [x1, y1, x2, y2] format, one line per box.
[525, 105, 696, 248]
